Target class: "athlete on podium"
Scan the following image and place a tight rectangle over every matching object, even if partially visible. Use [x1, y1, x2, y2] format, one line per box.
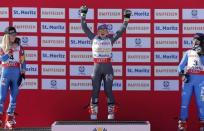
[178, 33, 204, 131]
[80, 5, 131, 120]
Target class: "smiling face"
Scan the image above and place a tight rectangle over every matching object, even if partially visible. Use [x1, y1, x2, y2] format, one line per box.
[192, 38, 204, 54]
[97, 29, 109, 38]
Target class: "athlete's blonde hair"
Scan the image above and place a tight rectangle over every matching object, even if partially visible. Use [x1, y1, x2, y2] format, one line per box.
[1, 34, 11, 53]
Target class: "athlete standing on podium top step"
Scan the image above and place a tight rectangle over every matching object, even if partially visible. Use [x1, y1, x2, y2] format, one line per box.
[80, 5, 131, 120]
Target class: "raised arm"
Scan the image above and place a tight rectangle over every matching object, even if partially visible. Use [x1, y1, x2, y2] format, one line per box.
[111, 10, 131, 43]
[80, 5, 95, 40]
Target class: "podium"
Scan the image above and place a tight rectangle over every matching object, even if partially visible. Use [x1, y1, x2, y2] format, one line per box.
[52, 121, 151, 131]
[6, 128, 51, 131]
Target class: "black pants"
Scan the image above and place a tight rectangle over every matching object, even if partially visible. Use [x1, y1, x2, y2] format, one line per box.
[91, 63, 115, 105]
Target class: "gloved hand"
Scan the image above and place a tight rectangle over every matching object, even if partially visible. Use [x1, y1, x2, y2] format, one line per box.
[182, 74, 190, 83]
[14, 37, 21, 45]
[17, 73, 25, 87]
[8, 49, 13, 54]
[21, 73, 25, 79]
[179, 70, 190, 83]
[8, 49, 14, 57]
[80, 5, 88, 17]
[123, 9, 132, 22]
